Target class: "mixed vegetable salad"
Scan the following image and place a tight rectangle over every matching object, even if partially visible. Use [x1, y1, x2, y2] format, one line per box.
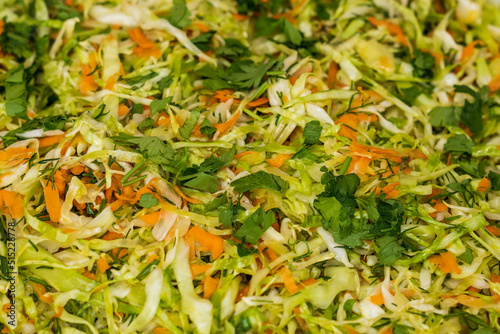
[2, 0, 500, 333]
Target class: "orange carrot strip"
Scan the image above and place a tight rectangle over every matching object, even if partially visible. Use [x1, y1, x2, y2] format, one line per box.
[194, 22, 210, 33]
[38, 135, 65, 148]
[97, 257, 111, 273]
[51, 306, 64, 319]
[0, 190, 24, 219]
[247, 97, 269, 107]
[80, 63, 99, 95]
[203, 276, 219, 299]
[429, 252, 462, 274]
[232, 13, 248, 21]
[128, 28, 155, 48]
[118, 103, 129, 116]
[486, 225, 500, 237]
[477, 177, 490, 192]
[185, 226, 224, 259]
[234, 151, 255, 159]
[0, 146, 35, 168]
[141, 211, 161, 225]
[267, 153, 293, 168]
[153, 328, 170, 334]
[370, 292, 384, 306]
[190, 264, 212, 276]
[43, 181, 61, 222]
[368, 17, 408, 46]
[327, 61, 339, 88]
[82, 270, 96, 280]
[461, 41, 484, 66]
[214, 110, 241, 135]
[280, 266, 299, 295]
[173, 186, 202, 204]
[34, 284, 53, 303]
[147, 254, 159, 263]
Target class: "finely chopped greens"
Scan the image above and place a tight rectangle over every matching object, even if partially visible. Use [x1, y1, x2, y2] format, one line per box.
[3, 0, 500, 333]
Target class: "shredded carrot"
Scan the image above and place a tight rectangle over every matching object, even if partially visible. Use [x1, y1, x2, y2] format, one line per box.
[128, 28, 155, 48]
[477, 177, 490, 192]
[429, 252, 462, 274]
[141, 211, 161, 225]
[38, 134, 65, 148]
[0, 190, 24, 219]
[173, 186, 202, 204]
[194, 22, 210, 33]
[293, 307, 309, 331]
[298, 278, 318, 290]
[248, 97, 269, 107]
[185, 226, 224, 259]
[232, 13, 248, 21]
[461, 41, 484, 66]
[33, 283, 53, 303]
[147, 254, 159, 263]
[267, 153, 293, 168]
[43, 180, 61, 222]
[368, 17, 408, 46]
[50, 306, 64, 319]
[0, 146, 35, 168]
[214, 110, 241, 135]
[105, 73, 118, 91]
[486, 225, 500, 237]
[370, 292, 384, 306]
[214, 90, 235, 102]
[118, 103, 129, 116]
[280, 266, 299, 295]
[97, 257, 111, 273]
[203, 276, 219, 299]
[258, 245, 279, 262]
[2, 303, 10, 313]
[234, 151, 255, 159]
[111, 248, 127, 259]
[153, 328, 170, 334]
[489, 73, 500, 92]
[456, 295, 488, 308]
[80, 63, 99, 95]
[336, 112, 378, 141]
[376, 182, 400, 199]
[70, 165, 85, 176]
[82, 270, 96, 280]
[327, 61, 339, 88]
[343, 325, 359, 334]
[190, 264, 212, 276]
[0, 21, 4, 36]
[110, 199, 127, 211]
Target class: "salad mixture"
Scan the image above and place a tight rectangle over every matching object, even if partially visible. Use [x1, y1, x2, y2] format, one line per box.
[2, 0, 500, 333]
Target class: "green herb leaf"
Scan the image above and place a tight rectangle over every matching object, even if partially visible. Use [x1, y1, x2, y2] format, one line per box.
[489, 171, 500, 191]
[455, 85, 485, 134]
[191, 31, 216, 52]
[444, 134, 474, 154]
[458, 248, 474, 264]
[429, 106, 462, 127]
[139, 193, 158, 208]
[183, 173, 219, 193]
[231, 171, 289, 193]
[215, 38, 251, 60]
[5, 65, 28, 119]
[179, 109, 201, 139]
[138, 117, 154, 131]
[166, 0, 192, 28]
[411, 49, 435, 78]
[233, 208, 275, 244]
[377, 235, 405, 266]
[149, 97, 173, 115]
[282, 18, 302, 45]
[200, 118, 217, 136]
[303, 120, 322, 145]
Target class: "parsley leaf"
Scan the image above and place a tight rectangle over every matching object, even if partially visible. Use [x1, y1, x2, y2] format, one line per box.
[179, 109, 201, 139]
[411, 49, 435, 78]
[215, 38, 251, 60]
[0, 20, 35, 60]
[400, 86, 422, 105]
[149, 97, 173, 115]
[2, 115, 68, 146]
[138, 117, 154, 131]
[225, 58, 281, 90]
[157, 75, 174, 90]
[233, 208, 275, 244]
[183, 173, 219, 193]
[455, 85, 486, 134]
[292, 147, 319, 162]
[303, 120, 322, 145]
[429, 106, 462, 127]
[200, 118, 216, 136]
[111, 133, 176, 166]
[139, 193, 158, 208]
[231, 171, 288, 193]
[166, 0, 192, 28]
[444, 134, 474, 154]
[488, 171, 500, 191]
[282, 19, 302, 45]
[5, 65, 28, 119]
[191, 31, 216, 52]
[458, 248, 474, 264]
[377, 235, 405, 266]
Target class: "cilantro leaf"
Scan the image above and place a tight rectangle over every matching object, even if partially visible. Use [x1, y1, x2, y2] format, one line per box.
[455, 85, 485, 134]
[225, 58, 280, 90]
[233, 208, 275, 244]
[219, 205, 234, 228]
[320, 171, 360, 201]
[303, 120, 322, 145]
[215, 38, 251, 60]
[139, 193, 158, 208]
[400, 86, 422, 105]
[231, 171, 288, 193]
[138, 117, 154, 131]
[2, 115, 68, 146]
[111, 133, 176, 166]
[166, 0, 192, 28]
[282, 19, 302, 45]
[183, 173, 219, 193]
[149, 97, 173, 115]
[191, 31, 216, 52]
[429, 106, 462, 127]
[157, 75, 174, 90]
[5, 65, 28, 119]
[292, 147, 319, 162]
[458, 248, 473, 264]
[255, 16, 282, 37]
[204, 194, 228, 213]
[0, 20, 35, 60]
[411, 49, 435, 78]
[200, 118, 216, 136]
[488, 171, 500, 191]
[444, 134, 474, 154]
[459, 158, 486, 178]
[377, 235, 405, 266]
[179, 109, 201, 139]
